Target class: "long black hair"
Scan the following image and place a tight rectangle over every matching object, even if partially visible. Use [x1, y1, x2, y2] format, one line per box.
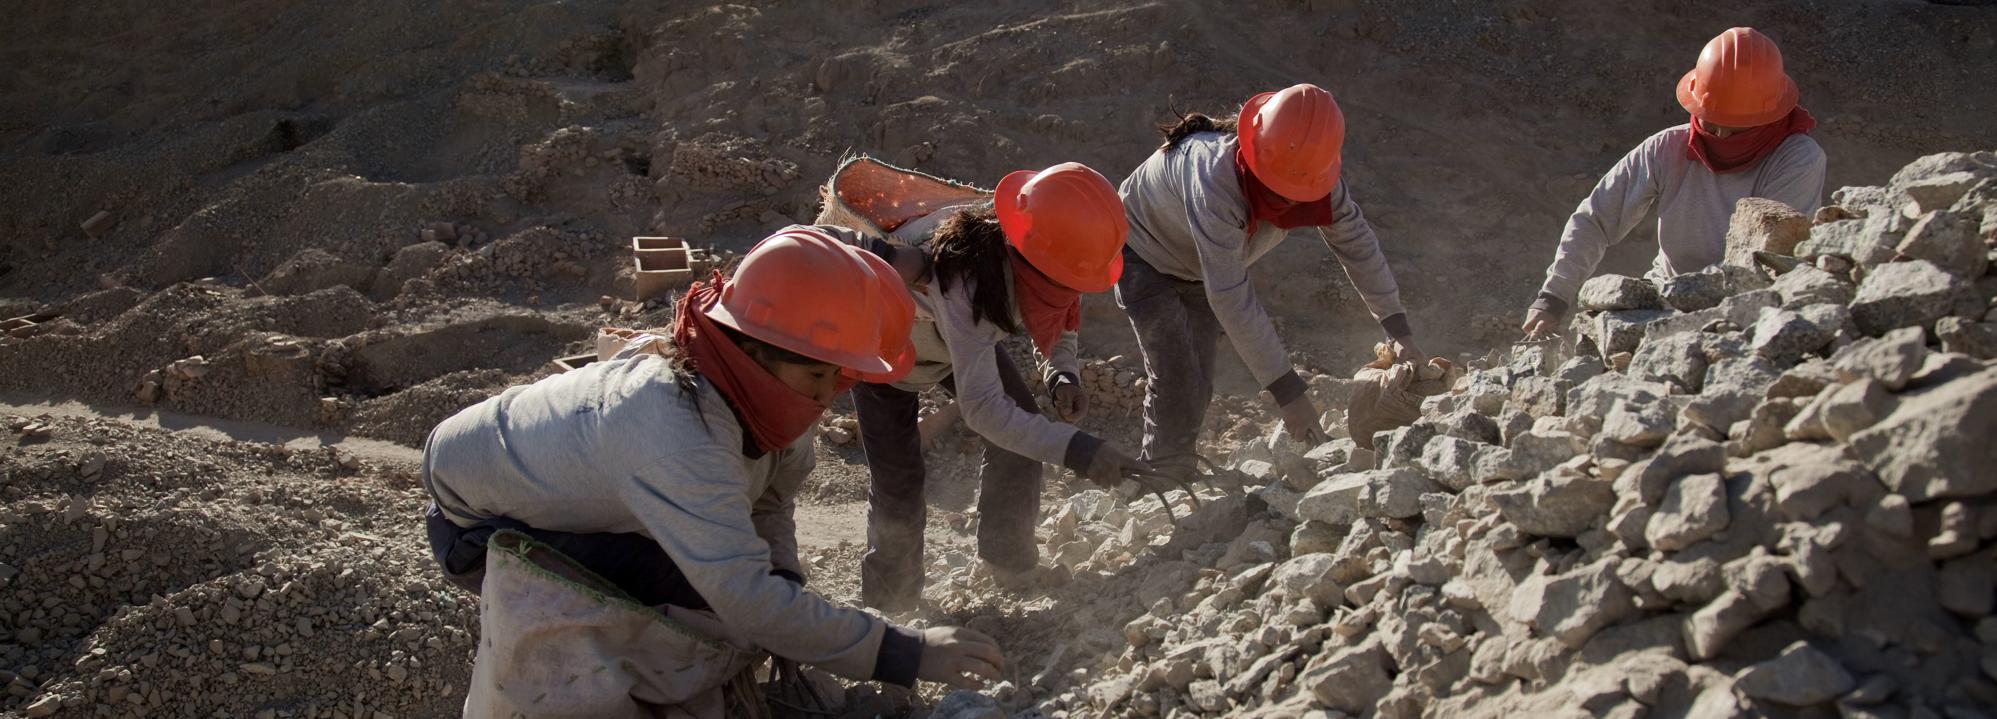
[928, 205, 1020, 335]
[1158, 110, 1238, 152]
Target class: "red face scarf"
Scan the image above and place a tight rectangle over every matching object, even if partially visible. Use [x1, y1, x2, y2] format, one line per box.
[671, 274, 828, 454]
[1010, 253, 1082, 360]
[1235, 146, 1336, 233]
[1686, 106, 1816, 175]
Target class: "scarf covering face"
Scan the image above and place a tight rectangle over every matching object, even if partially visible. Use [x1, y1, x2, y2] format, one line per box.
[1010, 253, 1082, 360]
[671, 274, 828, 454]
[1235, 146, 1336, 232]
[1686, 106, 1816, 175]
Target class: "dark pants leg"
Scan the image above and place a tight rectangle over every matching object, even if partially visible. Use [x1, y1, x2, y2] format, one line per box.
[424, 502, 710, 609]
[854, 380, 928, 611]
[1115, 249, 1223, 478]
[942, 349, 1044, 574]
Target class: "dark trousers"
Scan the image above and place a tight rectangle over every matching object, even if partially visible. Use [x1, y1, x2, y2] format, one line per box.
[1115, 248, 1224, 479]
[854, 347, 1043, 611]
[424, 503, 710, 608]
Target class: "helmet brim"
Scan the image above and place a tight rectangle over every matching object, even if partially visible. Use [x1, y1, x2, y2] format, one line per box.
[1677, 69, 1799, 129]
[703, 301, 894, 375]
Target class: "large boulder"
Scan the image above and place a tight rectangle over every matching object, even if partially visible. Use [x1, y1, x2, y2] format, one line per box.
[1849, 260, 1972, 336]
[1849, 367, 1997, 502]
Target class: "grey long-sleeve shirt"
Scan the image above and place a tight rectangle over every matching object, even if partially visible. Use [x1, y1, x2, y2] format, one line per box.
[1534, 125, 1826, 313]
[421, 340, 917, 684]
[1119, 132, 1412, 397]
[808, 221, 1099, 471]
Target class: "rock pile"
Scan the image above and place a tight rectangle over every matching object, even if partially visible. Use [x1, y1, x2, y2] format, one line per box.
[920, 151, 1997, 719]
[0, 414, 474, 717]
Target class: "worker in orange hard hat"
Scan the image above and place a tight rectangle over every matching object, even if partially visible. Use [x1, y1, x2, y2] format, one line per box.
[815, 158, 1169, 613]
[1522, 27, 1826, 340]
[421, 227, 1000, 713]
[1116, 83, 1424, 480]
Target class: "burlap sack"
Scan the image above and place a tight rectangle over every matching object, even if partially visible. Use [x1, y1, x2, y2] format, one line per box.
[1347, 343, 1459, 450]
[813, 155, 990, 239]
[463, 530, 763, 719]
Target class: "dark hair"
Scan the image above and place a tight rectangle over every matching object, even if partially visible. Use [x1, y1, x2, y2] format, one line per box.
[1158, 110, 1238, 151]
[929, 205, 1020, 335]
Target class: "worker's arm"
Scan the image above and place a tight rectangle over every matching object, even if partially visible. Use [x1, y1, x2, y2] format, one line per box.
[1534, 131, 1669, 315]
[1043, 329, 1081, 388]
[616, 426, 919, 685]
[1182, 160, 1307, 407]
[750, 435, 814, 585]
[1314, 180, 1414, 342]
[934, 283, 1101, 472]
[1756, 135, 1828, 218]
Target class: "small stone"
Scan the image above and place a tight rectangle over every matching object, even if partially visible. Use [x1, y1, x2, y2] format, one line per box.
[1834, 327, 1929, 390]
[1684, 590, 1767, 661]
[1935, 317, 1997, 360]
[1734, 641, 1855, 706]
[1647, 474, 1731, 551]
[1937, 554, 1995, 617]
[1508, 558, 1636, 647]
[1897, 210, 1988, 278]
[1490, 470, 1615, 538]
[1771, 264, 1855, 308]
[1580, 275, 1664, 312]
[1788, 378, 1894, 444]
[1601, 399, 1674, 448]
[1752, 307, 1835, 365]
[1850, 367, 1997, 502]
[1865, 495, 1914, 538]
[1661, 264, 1772, 313]
[1849, 260, 1971, 336]
[1902, 171, 1982, 214]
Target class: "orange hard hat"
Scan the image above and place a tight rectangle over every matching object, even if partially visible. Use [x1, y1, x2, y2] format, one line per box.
[1677, 27, 1798, 128]
[1239, 84, 1345, 203]
[994, 162, 1128, 293]
[844, 245, 918, 385]
[703, 226, 898, 375]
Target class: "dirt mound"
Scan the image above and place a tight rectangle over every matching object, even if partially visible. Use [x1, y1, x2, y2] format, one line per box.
[0, 412, 473, 717]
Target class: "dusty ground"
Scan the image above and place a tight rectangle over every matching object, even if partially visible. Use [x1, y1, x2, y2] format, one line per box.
[2, 0, 1996, 717]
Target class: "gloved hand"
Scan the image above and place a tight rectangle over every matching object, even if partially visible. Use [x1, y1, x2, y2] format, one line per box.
[1521, 308, 1563, 341]
[1050, 373, 1088, 422]
[1085, 443, 1169, 488]
[1389, 337, 1427, 366]
[1278, 395, 1330, 444]
[916, 626, 1005, 689]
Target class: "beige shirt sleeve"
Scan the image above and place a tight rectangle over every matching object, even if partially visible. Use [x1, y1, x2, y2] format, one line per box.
[1537, 133, 1670, 308]
[751, 436, 813, 582]
[1314, 181, 1409, 326]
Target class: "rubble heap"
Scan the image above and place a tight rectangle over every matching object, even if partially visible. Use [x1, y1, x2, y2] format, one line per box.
[923, 151, 1997, 719]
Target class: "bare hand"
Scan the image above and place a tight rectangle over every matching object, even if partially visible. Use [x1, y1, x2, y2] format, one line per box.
[1278, 396, 1329, 445]
[1521, 309, 1562, 342]
[1085, 443, 1170, 488]
[916, 626, 1004, 689]
[1051, 378, 1088, 422]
